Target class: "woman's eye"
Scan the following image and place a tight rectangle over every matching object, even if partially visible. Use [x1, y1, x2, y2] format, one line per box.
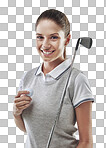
[36, 36, 43, 39]
[51, 36, 58, 39]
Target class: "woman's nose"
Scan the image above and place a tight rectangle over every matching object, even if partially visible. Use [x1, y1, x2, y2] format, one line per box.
[42, 38, 50, 49]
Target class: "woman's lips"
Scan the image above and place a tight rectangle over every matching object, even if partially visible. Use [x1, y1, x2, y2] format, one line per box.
[40, 49, 55, 55]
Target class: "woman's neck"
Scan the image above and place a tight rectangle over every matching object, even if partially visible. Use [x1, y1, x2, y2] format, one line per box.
[42, 59, 65, 76]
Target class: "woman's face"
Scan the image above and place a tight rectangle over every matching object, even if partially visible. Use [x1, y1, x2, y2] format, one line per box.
[35, 19, 67, 63]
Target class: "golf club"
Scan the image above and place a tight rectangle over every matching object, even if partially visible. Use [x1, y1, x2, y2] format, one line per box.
[71, 37, 93, 67]
[46, 37, 93, 148]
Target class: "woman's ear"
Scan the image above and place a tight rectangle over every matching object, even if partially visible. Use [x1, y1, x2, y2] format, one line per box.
[65, 34, 71, 46]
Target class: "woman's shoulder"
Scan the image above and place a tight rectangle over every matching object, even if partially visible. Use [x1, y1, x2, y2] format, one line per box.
[26, 66, 40, 75]
[70, 67, 84, 81]
[74, 70, 88, 84]
[70, 67, 89, 87]
[73, 68, 91, 89]
[21, 66, 40, 80]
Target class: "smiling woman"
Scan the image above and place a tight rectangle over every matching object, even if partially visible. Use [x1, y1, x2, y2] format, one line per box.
[35, 19, 69, 69]
[13, 9, 94, 148]
[35, 9, 70, 62]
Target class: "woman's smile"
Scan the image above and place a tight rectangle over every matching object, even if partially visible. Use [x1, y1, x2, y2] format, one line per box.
[40, 48, 55, 56]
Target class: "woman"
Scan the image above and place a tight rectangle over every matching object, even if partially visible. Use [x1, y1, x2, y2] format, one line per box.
[13, 9, 94, 148]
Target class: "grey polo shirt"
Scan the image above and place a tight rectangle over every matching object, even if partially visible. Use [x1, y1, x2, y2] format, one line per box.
[18, 58, 94, 148]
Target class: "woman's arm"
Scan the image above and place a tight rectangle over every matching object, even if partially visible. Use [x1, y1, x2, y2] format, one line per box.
[13, 114, 26, 133]
[75, 101, 93, 148]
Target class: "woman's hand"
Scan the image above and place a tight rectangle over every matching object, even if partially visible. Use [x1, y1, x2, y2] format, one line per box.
[13, 90, 32, 117]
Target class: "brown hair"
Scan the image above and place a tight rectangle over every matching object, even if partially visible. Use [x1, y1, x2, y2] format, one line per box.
[35, 9, 70, 59]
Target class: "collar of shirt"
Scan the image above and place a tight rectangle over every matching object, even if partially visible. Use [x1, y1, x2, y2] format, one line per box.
[35, 58, 72, 81]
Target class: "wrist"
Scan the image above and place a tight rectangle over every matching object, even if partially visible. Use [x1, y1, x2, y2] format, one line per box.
[13, 113, 22, 118]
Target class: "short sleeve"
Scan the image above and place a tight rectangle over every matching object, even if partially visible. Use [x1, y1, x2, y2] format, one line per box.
[73, 72, 94, 108]
[18, 71, 28, 92]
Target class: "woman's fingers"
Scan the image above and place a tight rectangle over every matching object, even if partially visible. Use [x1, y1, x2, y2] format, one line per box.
[13, 96, 32, 116]
[18, 103, 30, 109]
[13, 93, 32, 116]
[14, 94, 32, 103]
[15, 90, 30, 98]
[15, 100, 31, 107]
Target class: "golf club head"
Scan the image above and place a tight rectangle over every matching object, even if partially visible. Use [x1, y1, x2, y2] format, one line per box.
[80, 37, 93, 49]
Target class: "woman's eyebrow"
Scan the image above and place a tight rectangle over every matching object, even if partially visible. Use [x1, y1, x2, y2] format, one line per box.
[36, 33, 42, 35]
[50, 33, 59, 35]
[36, 33, 59, 36]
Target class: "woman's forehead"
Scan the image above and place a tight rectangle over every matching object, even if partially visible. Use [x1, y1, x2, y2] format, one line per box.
[36, 20, 61, 31]
[36, 19, 64, 36]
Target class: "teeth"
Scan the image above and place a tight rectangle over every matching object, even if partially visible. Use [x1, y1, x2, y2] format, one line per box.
[43, 51, 53, 54]
[40, 49, 54, 55]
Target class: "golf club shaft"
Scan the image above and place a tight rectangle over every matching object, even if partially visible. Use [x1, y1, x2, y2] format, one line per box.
[46, 49, 77, 148]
